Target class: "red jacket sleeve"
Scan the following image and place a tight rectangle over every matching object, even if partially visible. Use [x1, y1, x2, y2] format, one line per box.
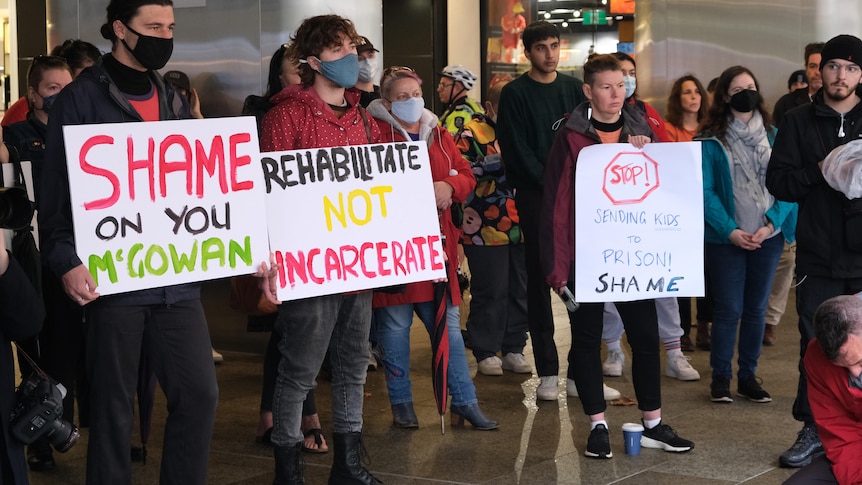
[541, 128, 577, 288]
[805, 340, 862, 485]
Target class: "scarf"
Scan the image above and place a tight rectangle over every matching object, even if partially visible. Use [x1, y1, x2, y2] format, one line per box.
[725, 111, 774, 233]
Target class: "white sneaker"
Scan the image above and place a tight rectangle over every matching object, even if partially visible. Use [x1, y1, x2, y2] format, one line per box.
[602, 349, 625, 377]
[566, 379, 622, 401]
[536, 376, 559, 400]
[212, 348, 224, 364]
[501, 353, 532, 373]
[478, 356, 503, 376]
[665, 352, 701, 381]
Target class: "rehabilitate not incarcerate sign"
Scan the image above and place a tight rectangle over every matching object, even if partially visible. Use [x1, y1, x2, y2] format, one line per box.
[63, 117, 270, 296]
[262, 141, 447, 301]
[575, 142, 705, 302]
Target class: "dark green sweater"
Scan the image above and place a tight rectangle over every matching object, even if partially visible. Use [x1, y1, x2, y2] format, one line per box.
[496, 72, 586, 191]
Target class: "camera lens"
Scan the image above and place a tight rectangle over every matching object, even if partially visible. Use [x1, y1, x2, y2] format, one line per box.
[46, 419, 79, 453]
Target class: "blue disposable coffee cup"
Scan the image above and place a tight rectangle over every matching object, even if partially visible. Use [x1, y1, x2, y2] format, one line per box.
[622, 422, 644, 455]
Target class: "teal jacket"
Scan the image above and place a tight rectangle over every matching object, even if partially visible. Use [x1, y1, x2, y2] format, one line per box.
[699, 128, 797, 245]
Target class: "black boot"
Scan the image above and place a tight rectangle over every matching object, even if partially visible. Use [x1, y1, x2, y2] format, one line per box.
[273, 443, 304, 485]
[328, 432, 382, 484]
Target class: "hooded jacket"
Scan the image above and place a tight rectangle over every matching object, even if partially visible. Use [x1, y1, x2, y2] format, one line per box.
[365, 100, 475, 307]
[541, 101, 657, 289]
[38, 56, 194, 306]
[766, 90, 862, 279]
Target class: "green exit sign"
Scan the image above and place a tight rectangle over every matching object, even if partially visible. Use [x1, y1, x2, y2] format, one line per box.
[583, 9, 607, 25]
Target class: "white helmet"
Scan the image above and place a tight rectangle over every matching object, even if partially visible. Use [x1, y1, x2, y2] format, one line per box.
[440, 65, 477, 91]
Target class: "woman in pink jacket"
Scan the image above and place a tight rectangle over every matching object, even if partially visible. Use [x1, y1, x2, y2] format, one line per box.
[367, 67, 497, 430]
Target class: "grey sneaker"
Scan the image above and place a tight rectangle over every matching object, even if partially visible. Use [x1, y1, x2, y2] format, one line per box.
[665, 353, 700, 381]
[602, 349, 625, 377]
[536, 376, 559, 401]
[501, 353, 532, 373]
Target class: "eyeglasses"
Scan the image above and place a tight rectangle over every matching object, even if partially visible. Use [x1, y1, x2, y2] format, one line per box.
[824, 62, 861, 75]
[438, 81, 454, 89]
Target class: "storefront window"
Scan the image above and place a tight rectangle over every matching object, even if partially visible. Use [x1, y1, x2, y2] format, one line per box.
[481, 0, 635, 91]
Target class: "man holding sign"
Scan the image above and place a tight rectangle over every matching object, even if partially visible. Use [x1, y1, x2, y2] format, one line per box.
[542, 54, 694, 459]
[257, 15, 382, 485]
[38, 1, 218, 483]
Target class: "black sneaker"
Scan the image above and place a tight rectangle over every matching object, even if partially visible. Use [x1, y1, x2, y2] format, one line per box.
[779, 424, 824, 468]
[584, 424, 613, 459]
[641, 420, 694, 453]
[710, 376, 733, 403]
[737, 375, 772, 403]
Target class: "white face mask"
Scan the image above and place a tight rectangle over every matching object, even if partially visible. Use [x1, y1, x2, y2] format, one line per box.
[624, 75, 637, 99]
[358, 57, 379, 83]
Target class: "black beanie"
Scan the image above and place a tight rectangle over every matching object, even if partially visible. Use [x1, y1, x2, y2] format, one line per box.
[820, 34, 862, 69]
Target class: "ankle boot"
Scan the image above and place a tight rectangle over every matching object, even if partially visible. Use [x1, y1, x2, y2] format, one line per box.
[391, 402, 419, 428]
[273, 443, 304, 485]
[696, 321, 711, 351]
[329, 432, 382, 484]
[450, 403, 499, 430]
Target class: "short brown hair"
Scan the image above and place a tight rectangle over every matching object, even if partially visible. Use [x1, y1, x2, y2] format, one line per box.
[583, 54, 621, 86]
[286, 15, 359, 87]
[805, 42, 825, 65]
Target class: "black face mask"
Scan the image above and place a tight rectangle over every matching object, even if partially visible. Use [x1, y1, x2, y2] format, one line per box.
[729, 89, 760, 113]
[121, 23, 173, 71]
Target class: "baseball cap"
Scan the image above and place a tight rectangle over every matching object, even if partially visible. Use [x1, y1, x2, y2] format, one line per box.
[357, 36, 379, 55]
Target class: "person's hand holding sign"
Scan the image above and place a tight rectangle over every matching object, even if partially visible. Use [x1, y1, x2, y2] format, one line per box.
[62, 264, 99, 306]
[255, 252, 282, 306]
[627, 134, 651, 149]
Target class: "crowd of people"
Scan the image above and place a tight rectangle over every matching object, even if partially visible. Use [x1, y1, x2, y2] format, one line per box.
[2, 1, 862, 484]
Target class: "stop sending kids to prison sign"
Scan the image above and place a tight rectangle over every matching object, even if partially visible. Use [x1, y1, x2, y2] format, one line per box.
[64, 117, 270, 296]
[575, 142, 704, 302]
[262, 141, 446, 301]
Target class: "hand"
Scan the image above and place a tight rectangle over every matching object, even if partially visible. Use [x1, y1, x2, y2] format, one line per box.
[0, 235, 8, 276]
[750, 224, 774, 245]
[255, 253, 281, 306]
[552, 281, 567, 295]
[628, 135, 651, 149]
[728, 229, 761, 250]
[61, 264, 100, 305]
[190, 88, 203, 119]
[433, 181, 455, 210]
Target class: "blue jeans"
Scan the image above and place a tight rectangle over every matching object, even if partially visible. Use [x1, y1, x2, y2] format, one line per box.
[705, 234, 783, 380]
[375, 300, 477, 407]
[271, 292, 372, 446]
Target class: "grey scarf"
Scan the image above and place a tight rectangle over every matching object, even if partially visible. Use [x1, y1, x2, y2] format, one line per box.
[725, 111, 774, 234]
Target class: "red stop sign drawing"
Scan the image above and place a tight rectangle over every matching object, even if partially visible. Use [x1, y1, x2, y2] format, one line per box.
[602, 152, 660, 205]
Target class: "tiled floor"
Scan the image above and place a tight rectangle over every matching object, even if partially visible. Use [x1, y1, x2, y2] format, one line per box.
[28, 280, 806, 484]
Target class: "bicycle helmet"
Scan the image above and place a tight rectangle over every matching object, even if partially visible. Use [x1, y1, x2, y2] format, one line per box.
[440, 65, 477, 91]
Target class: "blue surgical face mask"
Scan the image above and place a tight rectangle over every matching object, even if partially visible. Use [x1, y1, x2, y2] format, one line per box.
[39, 93, 59, 113]
[390, 96, 425, 123]
[624, 75, 637, 99]
[314, 53, 359, 89]
[358, 57, 379, 83]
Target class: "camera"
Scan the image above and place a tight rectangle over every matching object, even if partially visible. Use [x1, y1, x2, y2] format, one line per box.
[10, 372, 79, 452]
[0, 186, 35, 230]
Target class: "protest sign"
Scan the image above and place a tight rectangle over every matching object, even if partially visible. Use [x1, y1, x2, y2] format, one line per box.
[575, 142, 704, 302]
[63, 117, 270, 296]
[262, 141, 447, 301]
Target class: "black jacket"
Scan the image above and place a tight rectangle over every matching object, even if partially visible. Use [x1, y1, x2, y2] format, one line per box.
[0, 255, 44, 485]
[772, 87, 812, 129]
[38, 55, 199, 305]
[766, 90, 862, 278]
[4, 116, 47, 201]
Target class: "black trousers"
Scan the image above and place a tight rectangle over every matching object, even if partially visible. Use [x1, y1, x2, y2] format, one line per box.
[84, 299, 218, 485]
[514, 188, 558, 377]
[570, 299, 661, 416]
